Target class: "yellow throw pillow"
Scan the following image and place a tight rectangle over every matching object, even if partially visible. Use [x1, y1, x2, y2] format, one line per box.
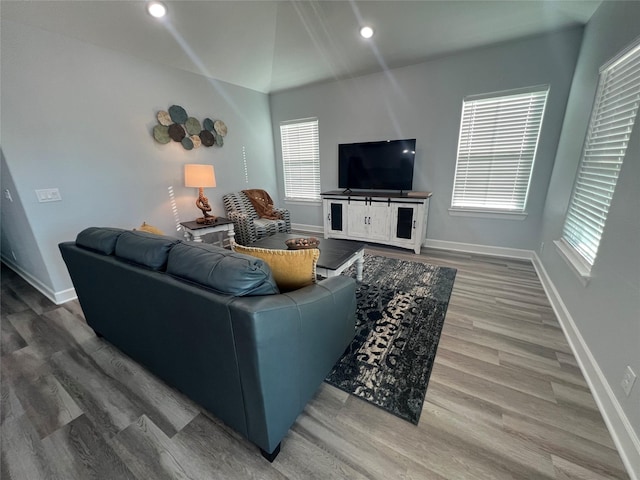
[137, 222, 164, 235]
[234, 245, 319, 293]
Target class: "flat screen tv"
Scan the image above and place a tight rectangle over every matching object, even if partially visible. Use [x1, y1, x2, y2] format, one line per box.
[338, 139, 416, 191]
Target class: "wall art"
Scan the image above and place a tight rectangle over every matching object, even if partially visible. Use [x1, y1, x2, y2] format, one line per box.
[152, 105, 227, 150]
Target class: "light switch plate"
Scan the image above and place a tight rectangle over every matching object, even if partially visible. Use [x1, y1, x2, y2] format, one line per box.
[35, 188, 62, 203]
[621, 366, 637, 397]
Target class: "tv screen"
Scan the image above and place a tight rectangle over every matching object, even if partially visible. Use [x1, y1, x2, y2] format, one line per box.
[338, 139, 416, 191]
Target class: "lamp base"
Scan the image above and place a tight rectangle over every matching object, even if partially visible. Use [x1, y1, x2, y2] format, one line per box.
[195, 191, 216, 224]
[196, 216, 217, 225]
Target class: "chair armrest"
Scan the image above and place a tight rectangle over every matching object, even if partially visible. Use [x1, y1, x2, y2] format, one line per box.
[273, 208, 291, 233]
[227, 211, 257, 245]
[227, 211, 249, 223]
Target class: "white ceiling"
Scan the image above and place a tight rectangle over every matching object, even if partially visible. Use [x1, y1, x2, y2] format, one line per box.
[2, 0, 602, 93]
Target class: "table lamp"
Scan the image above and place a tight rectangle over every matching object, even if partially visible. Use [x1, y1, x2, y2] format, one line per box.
[184, 164, 217, 224]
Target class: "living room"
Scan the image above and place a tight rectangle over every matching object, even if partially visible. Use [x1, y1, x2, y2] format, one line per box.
[1, 1, 639, 478]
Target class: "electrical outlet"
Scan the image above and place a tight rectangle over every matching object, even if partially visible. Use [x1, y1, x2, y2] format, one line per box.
[35, 188, 62, 203]
[621, 366, 637, 397]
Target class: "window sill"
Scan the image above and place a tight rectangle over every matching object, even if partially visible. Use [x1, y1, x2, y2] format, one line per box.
[553, 239, 592, 286]
[448, 208, 527, 220]
[284, 198, 322, 206]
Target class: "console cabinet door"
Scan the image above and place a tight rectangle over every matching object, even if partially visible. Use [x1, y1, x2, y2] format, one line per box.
[367, 202, 391, 241]
[347, 202, 390, 241]
[324, 200, 347, 236]
[346, 203, 368, 238]
[390, 201, 426, 254]
[394, 206, 416, 242]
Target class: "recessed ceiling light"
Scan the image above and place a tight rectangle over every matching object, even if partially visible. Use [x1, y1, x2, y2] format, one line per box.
[360, 26, 374, 39]
[147, 1, 167, 18]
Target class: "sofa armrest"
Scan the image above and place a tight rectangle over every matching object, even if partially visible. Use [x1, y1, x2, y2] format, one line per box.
[227, 275, 356, 453]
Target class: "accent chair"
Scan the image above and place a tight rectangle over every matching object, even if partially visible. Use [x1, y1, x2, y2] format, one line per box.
[222, 191, 291, 245]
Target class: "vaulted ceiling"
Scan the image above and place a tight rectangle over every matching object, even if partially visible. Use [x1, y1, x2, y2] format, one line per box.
[2, 0, 602, 93]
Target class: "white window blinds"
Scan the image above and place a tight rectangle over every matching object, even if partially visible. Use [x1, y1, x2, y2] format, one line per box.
[280, 118, 321, 201]
[452, 86, 549, 212]
[561, 42, 640, 268]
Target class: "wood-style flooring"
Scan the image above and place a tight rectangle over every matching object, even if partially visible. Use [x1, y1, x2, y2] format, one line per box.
[0, 247, 630, 479]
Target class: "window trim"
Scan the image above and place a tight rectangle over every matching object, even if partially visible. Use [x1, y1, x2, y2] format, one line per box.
[448, 207, 528, 220]
[284, 199, 322, 206]
[280, 117, 321, 202]
[554, 239, 592, 285]
[558, 39, 640, 277]
[451, 84, 550, 215]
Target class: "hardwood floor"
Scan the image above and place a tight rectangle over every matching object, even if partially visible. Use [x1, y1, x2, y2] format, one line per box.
[0, 247, 630, 479]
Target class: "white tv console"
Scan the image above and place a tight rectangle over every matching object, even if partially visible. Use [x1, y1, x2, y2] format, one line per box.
[321, 191, 431, 254]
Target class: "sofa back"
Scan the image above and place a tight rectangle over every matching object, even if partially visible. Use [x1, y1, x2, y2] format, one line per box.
[60, 227, 279, 438]
[75, 227, 279, 295]
[60, 227, 357, 457]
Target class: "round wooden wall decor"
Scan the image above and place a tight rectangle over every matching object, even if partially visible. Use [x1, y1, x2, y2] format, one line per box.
[214, 120, 227, 137]
[168, 123, 186, 142]
[190, 134, 202, 149]
[153, 124, 170, 144]
[168, 105, 188, 124]
[181, 136, 194, 150]
[185, 117, 201, 135]
[157, 111, 172, 126]
[199, 129, 215, 147]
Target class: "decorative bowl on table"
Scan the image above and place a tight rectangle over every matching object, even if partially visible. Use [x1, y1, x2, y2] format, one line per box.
[285, 237, 321, 250]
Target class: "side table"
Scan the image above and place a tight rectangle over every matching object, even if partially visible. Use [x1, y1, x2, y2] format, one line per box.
[180, 218, 235, 247]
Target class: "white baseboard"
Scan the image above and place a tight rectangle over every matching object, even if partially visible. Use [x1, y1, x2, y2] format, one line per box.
[291, 223, 324, 234]
[423, 238, 535, 260]
[53, 287, 78, 305]
[532, 253, 639, 480]
[1, 257, 77, 305]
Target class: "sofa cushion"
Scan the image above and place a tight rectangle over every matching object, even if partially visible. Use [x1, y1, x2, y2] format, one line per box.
[76, 227, 126, 255]
[167, 242, 279, 296]
[233, 244, 319, 293]
[115, 230, 180, 271]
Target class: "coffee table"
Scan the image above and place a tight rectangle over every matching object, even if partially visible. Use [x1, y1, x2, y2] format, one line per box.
[249, 233, 365, 281]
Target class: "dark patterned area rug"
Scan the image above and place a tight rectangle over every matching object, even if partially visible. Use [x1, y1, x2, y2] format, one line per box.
[325, 253, 457, 424]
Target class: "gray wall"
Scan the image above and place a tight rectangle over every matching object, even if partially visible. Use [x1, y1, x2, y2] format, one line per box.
[269, 28, 584, 249]
[1, 151, 52, 291]
[1, 19, 279, 296]
[539, 1, 640, 446]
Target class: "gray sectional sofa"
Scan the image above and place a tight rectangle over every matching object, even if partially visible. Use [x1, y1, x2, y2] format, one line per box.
[59, 227, 356, 461]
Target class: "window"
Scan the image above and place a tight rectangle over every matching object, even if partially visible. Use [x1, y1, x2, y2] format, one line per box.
[451, 86, 549, 214]
[280, 118, 321, 202]
[560, 41, 640, 273]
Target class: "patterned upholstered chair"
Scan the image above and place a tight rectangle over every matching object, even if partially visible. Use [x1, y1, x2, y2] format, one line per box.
[222, 191, 291, 245]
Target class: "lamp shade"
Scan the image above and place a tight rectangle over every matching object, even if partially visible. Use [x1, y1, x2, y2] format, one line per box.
[184, 164, 216, 188]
